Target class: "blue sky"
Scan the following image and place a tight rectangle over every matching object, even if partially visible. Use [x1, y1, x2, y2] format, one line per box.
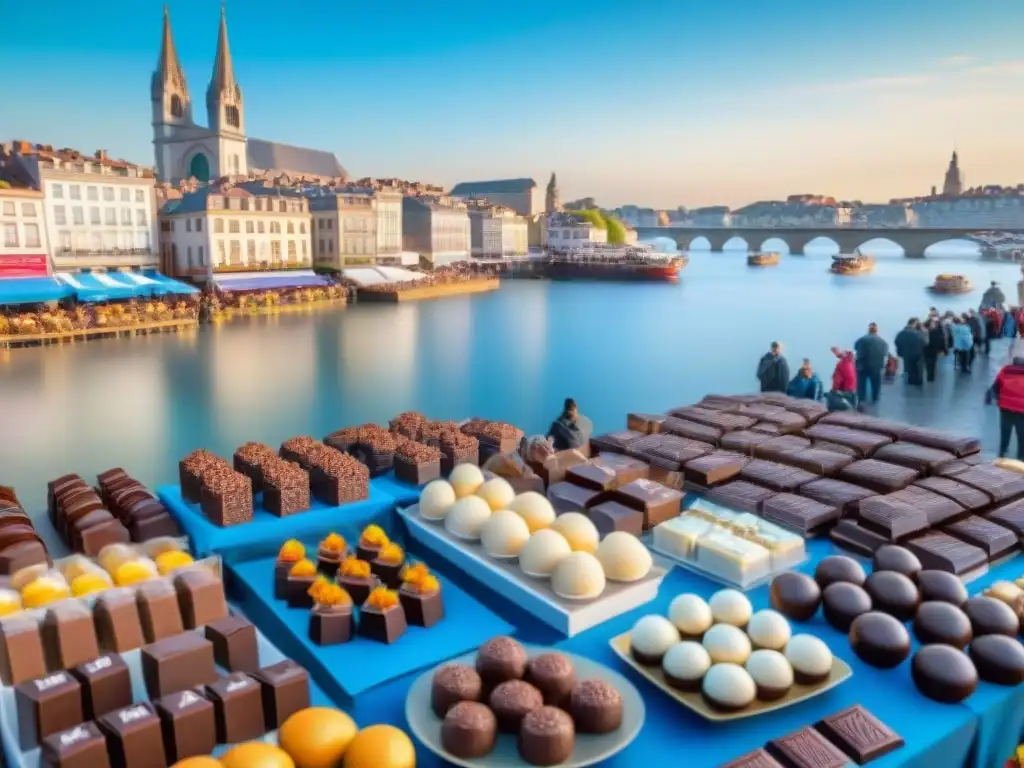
[2, 0, 1023, 207]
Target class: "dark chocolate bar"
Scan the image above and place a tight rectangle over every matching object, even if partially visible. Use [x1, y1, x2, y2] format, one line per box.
[944, 515, 1019, 560]
[804, 424, 893, 457]
[873, 442, 957, 473]
[682, 451, 748, 486]
[767, 726, 849, 768]
[753, 435, 811, 460]
[719, 430, 775, 456]
[800, 478, 875, 515]
[739, 460, 817, 492]
[956, 464, 1024, 503]
[882, 485, 965, 527]
[986, 499, 1024, 535]
[830, 519, 889, 557]
[720, 748, 786, 768]
[906, 532, 988, 576]
[896, 426, 980, 457]
[839, 460, 919, 494]
[660, 417, 723, 445]
[857, 496, 930, 541]
[762, 493, 841, 537]
[913, 477, 990, 512]
[705, 481, 776, 513]
[815, 705, 905, 764]
[775, 448, 853, 477]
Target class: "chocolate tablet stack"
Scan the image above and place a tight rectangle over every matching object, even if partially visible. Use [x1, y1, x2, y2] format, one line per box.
[50, 475, 130, 557]
[440, 430, 480, 475]
[178, 450, 223, 504]
[232, 442, 279, 493]
[0, 486, 48, 574]
[351, 427, 399, 477]
[389, 411, 428, 440]
[462, 419, 524, 463]
[96, 468, 180, 543]
[307, 447, 369, 506]
[394, 441, 442, 485]
[323, 427, 362, 454]
[279, 436, 323, 470]
[197, 465, 253, 528]
[261, 459, 310, 517]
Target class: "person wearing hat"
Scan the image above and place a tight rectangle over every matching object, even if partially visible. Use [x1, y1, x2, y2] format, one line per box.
[854, 322, 889, 404]
[547, 397, 586, 451]
[756, 341, 790, 393]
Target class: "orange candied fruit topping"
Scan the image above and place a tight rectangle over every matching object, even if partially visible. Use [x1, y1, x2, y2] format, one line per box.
[400, 562, 430, 585]
[339, 556, 371, 579]
[377, 543, 404, 566]
[316, 583, 353, 607]
[359, 524, 389, 548]
[289, 559, 317, 578]
[277, 539, 306, 563]
[319, 532, 346, 553]
[307, 575, 332, 603]
[365, 586, 399, 610]
[408, 573, 441, 594]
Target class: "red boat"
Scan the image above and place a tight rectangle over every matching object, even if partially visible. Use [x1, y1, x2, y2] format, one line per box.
[544, 247, 687, 283]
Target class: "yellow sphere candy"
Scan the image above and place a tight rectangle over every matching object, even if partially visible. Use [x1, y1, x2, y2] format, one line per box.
[171, 758, 224, 768]
[114, 560, 157, 587]
[155, 550, 194, 576]
[343, 725, 415, 768]
[278, 707, 358, 768]
[70, 572, 111, 598]
[220, 742, 295, 768]
[21, 577, 70, 609]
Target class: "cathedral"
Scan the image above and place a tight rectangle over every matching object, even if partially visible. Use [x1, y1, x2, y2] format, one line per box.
[151, 5, 347, 185]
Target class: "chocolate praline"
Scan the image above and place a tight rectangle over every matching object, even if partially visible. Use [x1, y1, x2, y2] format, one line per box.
[569, 679, 623, 734]
[769, 572, 821, 622]
[441, 701, 497, 759]
[872, 545, 923, 580]
[849, 611, 911, 669]
[822, 582, 873, 632]
[913, 602, 973, 649]
[814, 556, 866, 589]
[963, 596, 1020, 637]
[969, 634, 1024, 685]
[431, 663, 483, 718]
[917, 570, 968, 607]
[476, 636, 528, 689]
[489, 679, 543, 733]
[912, 645, 978, 703]
[864, 570, 920, 622]
[525, 653, 576, 708]
[518, 706, 575, 767]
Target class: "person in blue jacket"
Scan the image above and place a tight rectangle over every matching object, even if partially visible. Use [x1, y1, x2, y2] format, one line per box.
[787, 359, 824, 401]
[951, 318, 974, 373]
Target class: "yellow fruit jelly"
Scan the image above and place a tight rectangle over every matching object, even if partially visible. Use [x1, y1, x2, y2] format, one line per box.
[21, 577, 71, 609]
[114, 559, 157, 587]
[0, 589, 21, 617]
[70, 572, 112, 598]
[155, 550, 194, 575]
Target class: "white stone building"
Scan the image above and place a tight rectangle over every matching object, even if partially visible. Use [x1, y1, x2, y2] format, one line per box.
[466, 201, 528, 258]
[402, 196, 471, 267]
[449, 178, 542, 217]
[0, 182, 49, 277]
[544, 212, 609, 252]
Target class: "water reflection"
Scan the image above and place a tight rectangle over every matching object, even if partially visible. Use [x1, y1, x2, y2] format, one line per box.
[340, 303, 419, 418]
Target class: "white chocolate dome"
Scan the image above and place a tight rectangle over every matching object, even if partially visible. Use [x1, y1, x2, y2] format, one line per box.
[596, 532, 653, 582]
[507, 492, 556, 533]
[444, 495, 492, 541]
[550, 512, 600, 554]
[662, 641, 711, 684]
[480, 509, 531, 559]
[551, 551, 606, 599]
[784, 634, 833, 678]
[449, 464, 485, 498]
[419, 479, 457, 521]
[746, 610, 792, 651]
[518, 529, 572, 577]
[630, 615, 680, 657]
[709, 589, 753, 627]
[701, 623, 752, 665]
[701, 663, 756, 709]
[745, 649, 794, 692]
[668, 594, 714, 637]
[476, 477, 516, 512]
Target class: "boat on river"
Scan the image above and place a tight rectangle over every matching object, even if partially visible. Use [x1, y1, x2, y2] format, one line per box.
[544, 245, 687, 283]
[747, 251, 781, 267]
[928, 274, 973, 294]
[830, 252, 874, 276]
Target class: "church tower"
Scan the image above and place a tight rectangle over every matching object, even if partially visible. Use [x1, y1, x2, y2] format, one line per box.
[942, 150, 963, 197]
[545, 172, 561, 213]
[205, 4, 247, 177]
[151, 5, 193, 182]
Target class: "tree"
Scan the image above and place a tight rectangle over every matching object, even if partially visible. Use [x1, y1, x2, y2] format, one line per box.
[568, 209, 607, 230]
[0, 181, 10, 190]
[605, 216, 627, 244]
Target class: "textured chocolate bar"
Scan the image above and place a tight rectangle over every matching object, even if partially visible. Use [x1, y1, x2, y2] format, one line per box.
[913, 477, 991, 512]
[800, 478, 875, 514]
[720, 748, 786, 768]
[762, 493, 841, 536]
[830, 519, 889, 556]
[667, 406, 757, 432]
[874, 442, 957, 473]
[805, 424, 893, 457]
[934, 460, 974, 478]
[906, 532, 987, 575]
[986, 499, 1024, 535]
[719, 430, 775, 456]
[767, 726, 849, 768]
[753, 409, 807, 431]
[819, 412, 872, 429]
[897, 426, 981, 457]
[682, 451, 748, 486]
[627, 434, 713, 468]
[754, 435, 812, 461]
[660, 417, 723, 445]
[740, 460, 817, 492]
[955, 465, 1024, 503]
[589, 430, 644, 455]
[839, 460, 919, 494]
[705, 481, 776, 513]
[944, 515, 1018, 560]
[857, 496, 930, 540]
[815, 705, 905, 764]
[881, 485, 965, 527]
[777, 448, 854, 476]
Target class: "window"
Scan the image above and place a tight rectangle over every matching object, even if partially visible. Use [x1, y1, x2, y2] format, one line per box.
[2, 223, 17, 247]
[87, 187, 98, 201]
[198, 245, 205, 265]
[228, 220, 240, 234]
[328, 219, 333, 230]
[217, 241, 226, 264]
[171, 95, 183, 118]
[135, 189, 144, 203]
[121, 208, 132, 225]
[300, 222, 306, 234]
[271, 241, 281, 259]
[52, 184, 64, 199]
[230, 240, 240, 263]
[187, 245, 192, 266]
[186, 219, 192, 233]
[103, 187, 114, 202]
[287, 221, 294, 234]
[72, 207, 84, 226]
[105, 208, 117, 225]
[247, 241, 255, 260]
[328, 238, 333, 253]
[21, 203, 36, 217]
[278, 201, 287, 213]
[301, 240, 307, 257]
[214, 219, 224, 234]
[120, 188, 131, 202]
[319, 239, 324, 254]
[89, 207, 100, 225]
[195, 218, 203, 233]
[1, 202, 13, 216]
[270, 222, 281, 234]
[53, 206, 66, 225]
[59, 232, 71, 251]
[24, 224, 40, 248]
[245, 221, 254, 234]
[257, 222, 265, 234]
[68, 185, 82, 201]
[226, 105, 240, 128]
[138, 209, 148, 226]
[318, 219, 324, 230]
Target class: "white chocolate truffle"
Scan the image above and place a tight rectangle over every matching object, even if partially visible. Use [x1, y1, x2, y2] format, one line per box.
[596, 532, 653, 582]
[480, 509, 531, 559]
[507, 492, 557, 533]
[746, 609, 792, 651]
[476, 477, 516, 512]
[668, 594, 714, 637]
[709, 589, 753, 627]
[518, 529, 572, 577]
[551, 551, 606, 599]
[784, 634, 833, 680]
[444, 495, 492, 540]
[702, 623, 752, 665]
[449, 463, 485, 498]
[701, 663, 756, 709]
[550, 512, 600, 554]
[745, 649, 794, 698]
[662, 641, 711, 687]
[418, 479, 457, 521]
[630, 615, 680, 662]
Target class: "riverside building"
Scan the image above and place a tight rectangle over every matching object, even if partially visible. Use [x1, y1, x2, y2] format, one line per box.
[402, 196, 471, 267]
[0, 179, 49, 278]
[449, 178, 543, 218]
[544, 211, 609, 253]
[466, 200, 528, 258]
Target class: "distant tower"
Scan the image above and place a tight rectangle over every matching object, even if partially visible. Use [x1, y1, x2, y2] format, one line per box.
[206, 2, 247, 176]
[545, 172, 562, 213]
[151, 5, 193, 181]
[942, 150, 963, 197]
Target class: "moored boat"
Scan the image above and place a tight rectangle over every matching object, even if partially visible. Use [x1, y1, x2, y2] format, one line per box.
[830, 252, 874, 276]
[544, 245, 686, 283]
[928, 274, 973, 294]
[747, 251, 781, 267]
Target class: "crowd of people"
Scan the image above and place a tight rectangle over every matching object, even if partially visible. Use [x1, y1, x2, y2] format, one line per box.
[0, 296, 199, 337]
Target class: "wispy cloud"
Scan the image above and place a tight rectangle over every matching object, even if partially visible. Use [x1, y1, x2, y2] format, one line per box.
[795, 74, 932, 94]
[969, 59, 1024, 76]
[940, 54, 975, 68]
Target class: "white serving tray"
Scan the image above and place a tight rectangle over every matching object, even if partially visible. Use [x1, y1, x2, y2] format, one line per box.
[398, 504, 667, 637]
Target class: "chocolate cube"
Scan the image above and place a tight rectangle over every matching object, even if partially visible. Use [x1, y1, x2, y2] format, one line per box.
[205, 615, 259, 673]
[41, 722, 111, 768]
[394, 456, 441, 486]
[309, 604, 354, 645]
[43, 602, 100, 671]
[566, 463, 619, 492]
[129, 511, 181, 544]
[371, 556, 405, 589]
[399, 586, 445, 628]
[0, 614, 47, 685]
[141, 631, 217, 699]
[0, 535, 48, 575]
[287, 573, 316, 608]
[588, 501, 645, 538]
[94, 588, 146, 653]
[613, 479, 684, 530]
[155, 689, 216, 764]
[252, 660, 310, 731]
[77, 518, 131, 558]
[173, 568, 228, 629]
[16, 671, 84, 749]
[358, 602, 407, 644]
[97, 703, 165, 768]
[136, 580, 185, 642]
[547, 482, 603, 515]
[205, 672, 266, 743]
[70, 655, 132, 720]
[336, 574, 375, 605]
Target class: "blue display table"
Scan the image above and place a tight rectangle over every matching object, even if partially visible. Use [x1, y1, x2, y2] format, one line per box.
[157, 484, 396, 561]
[371, 472, 423, 506]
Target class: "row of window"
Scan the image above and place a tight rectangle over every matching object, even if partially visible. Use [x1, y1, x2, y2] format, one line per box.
[0, 201, 37, 218]
[316, 238, 375, 255]
[56, 231, 151, 252]
[166, 218, 308, 235]
[53, 206, 148, 227]
[213, 239, 308, 263]
[50, 183, 146, 204]
[2, 222, 42, 248]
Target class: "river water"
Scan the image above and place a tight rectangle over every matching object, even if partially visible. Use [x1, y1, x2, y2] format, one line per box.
[1, 251, 1020, 512]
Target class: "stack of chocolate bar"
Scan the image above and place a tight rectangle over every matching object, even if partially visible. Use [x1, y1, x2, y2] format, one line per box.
[279, 436, 324, 469]
[389, 410, 427, 440]
[0, 487, 48, 574]
[95, 468, 180, 543]
[50, 476, 130, 557]
[394, 441, 442, 485]
[307, 447, 369, 506]
[440, 430, 479, 474]
[351, 427, 399, 477]
[232, 442, 279, 493]
[199, 466, 253, 528]
[261, 459, 310, 517]
[178, 450, 226, 503]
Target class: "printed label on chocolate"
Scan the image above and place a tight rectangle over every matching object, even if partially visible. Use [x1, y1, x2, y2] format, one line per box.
[119, 705, 150, 724]
[59, 726, 90, 746]
[226, 677, 251, 693]
[35, 673, 68, 691]
[177, 690, 202, 709]
[85, 656, 113, 675]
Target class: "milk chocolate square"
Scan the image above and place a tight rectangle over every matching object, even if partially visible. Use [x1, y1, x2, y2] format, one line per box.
[43, 602, 100, 671]
[0, 614, 47, 685]
[546, 482, 603, 515]
[41, 722, 111, 768]
[816, 704, 905, 764]
[767, 726, 849, 768]
[205, 615, 259, 673]
[155, 689, 216, 764]
[136, 580, 185, 642]
[565, 463, 618, 492]
[252, 660, 310, 730]
[141, 631, 217, 699]
[94, 588, 146, 653]
[70, 655, 132, 720]
[205, 672, 266, 743]
[613, 479, 684, 529]
[588, 501, 645, 538]
[173, 568, 228, 629]
[16, 671, 84, 750]
[97, 703, 165, 768]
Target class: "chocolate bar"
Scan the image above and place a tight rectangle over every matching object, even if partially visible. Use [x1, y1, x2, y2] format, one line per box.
[944, 515, 1019, 560]
[705, 481, 776, 513]
[986, 499, 1024, 535]
[857, 496, 930, 541]
[740, 459, 817, 492]
[839, 459, 919, 494]
[897, 426, 980, 457]
[588, 501, 644, 538]
[799, 477, 875, 515]
[906, 532, 988, 576]
[830, 519, 889, 557]
[612, 479, 683, 529]
[719, 430, 775, 456]
[815, 705, 905, 764]
[762, 493, 841, 537]
[626, 413, 666, 434]
[955, 464, 1024, 503]
[882, 485, 965, 527]
[566, 463, 619, 492]
[668, 406, 757, 432]
[547, 482, 603, 515]
[593, 452, 649, 486]
[682, 451, 748, 486]
[805, 424, 893, 456]
[873, 442, 957, 473]
[914, 476, 990, 512]
[660, 417, 723, 445]
[589, 430, 644, 455]
[767, 726, 849, 768]
[719, 749, 786, 768]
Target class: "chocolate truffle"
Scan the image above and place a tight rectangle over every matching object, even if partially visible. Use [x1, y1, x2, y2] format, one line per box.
[40, 722, 111, 768]
[97, 703, 166, 768]
[205, 672, 265, 743]
[476, 635, 528, 688]
[441, 701, 497, 760]
[70, 655, 132, 720]
[251, 660, 310, 731]
[526, 653, 576, 708]
[917, 570, 968, 607]
[969, 634, 1024, 685]
[15, 671, 84, 750]
[872, 545, 923, 579]
[570, 678, 623, 734]
[864, 570, 920, 622]
[914, 602, 973, 648]
[814, 555, 866, 590]
[769, 572, 821, 622]
[204, 614, 259, 673]
[912, 645, 978, 703]
[963, 596, 1020, 637]
[154, 689, 216, 765]
[431, 663, 483, 718]
[849, 612, 911, 668]
[490, 679, 543, 733]
[518, 706, 575, 767]
[822, 582, 873, 632]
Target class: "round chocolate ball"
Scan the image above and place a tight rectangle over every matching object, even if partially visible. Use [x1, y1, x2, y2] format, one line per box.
[969, 635, 1024, 686]
[864, 571, 920, 622]
[917, 570, 968, 608]
[822, 582, 873, 632]
[431, 663, 484, 718]
[814, 556, 866, 590]
[525, 653, 576, 708]
[849, 611, 911, 669]
[769, 572, 821, 622]
[963, 596, 1020, 638]
[872, 545, 923, 580]
[569, 679, 623, 734]
[476, 636, 528, 688]
[489, 679, 543, 734]
[913, 602, 973, 649]
[441, 701, 497, 759]
[911, 645, 978, 703]
[518, 706, 575, 767]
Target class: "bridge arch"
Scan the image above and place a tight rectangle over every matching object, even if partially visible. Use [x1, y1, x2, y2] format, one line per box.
[923, 239, 982, 258]
[760, 237, 790, 255]
[802, 237, 840, 256]
[854, 238, 905, 257]
[723, 236, 749, 251]
[686, 236, 711, 251]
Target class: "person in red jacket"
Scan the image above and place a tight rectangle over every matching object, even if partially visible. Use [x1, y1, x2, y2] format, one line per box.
[988, 357, 1024, 459]
[830, 347, 857, 392]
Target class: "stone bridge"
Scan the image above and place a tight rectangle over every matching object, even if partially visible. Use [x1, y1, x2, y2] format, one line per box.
[633, 226, 1024, 258]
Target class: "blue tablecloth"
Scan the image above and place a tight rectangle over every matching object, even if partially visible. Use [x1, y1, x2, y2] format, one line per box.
[371, 472, 424, 507]
[157, 484, 396, 561]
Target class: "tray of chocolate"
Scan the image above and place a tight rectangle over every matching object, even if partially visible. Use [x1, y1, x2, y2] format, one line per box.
[610, 588, 850, 722]
[461, 418, 525, 461]
[648, 503, 808, 590]
[178, 450, 254, 528]
[0, 488, 49, 577]
[49, 475, 129, 558]
[406, 636, 644, 768]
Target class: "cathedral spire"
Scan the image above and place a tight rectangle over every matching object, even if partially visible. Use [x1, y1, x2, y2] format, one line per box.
[152, 4, 188, 99]
[942, 147, 963, 197]
[207, 2, 238, 101]
[206, 2, 244, 134]
[545, 172, 561, 213]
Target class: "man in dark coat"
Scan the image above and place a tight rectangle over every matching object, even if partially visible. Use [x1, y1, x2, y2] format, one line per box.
[894, 318, 926, 386]
[756, 342, 790, 393]
[547, 398, 586, 451]
[854, 323, 889, 404]
[923, 319, 947, 383]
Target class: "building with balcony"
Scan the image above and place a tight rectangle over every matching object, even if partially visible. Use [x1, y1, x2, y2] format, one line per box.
[402, 196, 470, 268]
[449, 178, 542, 218]
[307, 190, 377, 271]
[320, 186, 404, 265]
[0, 181, 49, 279]
[466, 201, 528, 258]
[544, 211, 609, 252]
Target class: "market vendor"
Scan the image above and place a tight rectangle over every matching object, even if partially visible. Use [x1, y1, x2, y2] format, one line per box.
[547, 398, 587, 451]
